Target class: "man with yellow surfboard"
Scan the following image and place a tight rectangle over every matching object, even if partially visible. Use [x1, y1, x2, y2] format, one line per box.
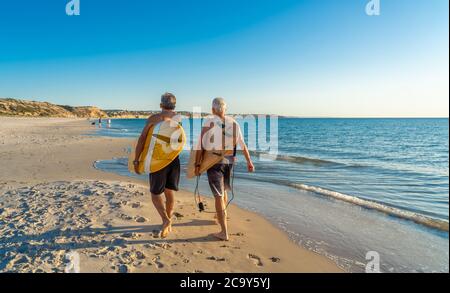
[132, 93, 186, 238]
[191, 97, 254, 241]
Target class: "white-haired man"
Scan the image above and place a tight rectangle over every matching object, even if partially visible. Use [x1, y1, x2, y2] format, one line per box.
[195, 97, 254, 241]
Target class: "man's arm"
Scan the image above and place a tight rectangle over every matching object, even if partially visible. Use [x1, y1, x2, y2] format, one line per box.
[234, 122, 254, 172]
[194, 124, 214, 176]
[241, 143, 254, 172]
[134, 116, 158, 173]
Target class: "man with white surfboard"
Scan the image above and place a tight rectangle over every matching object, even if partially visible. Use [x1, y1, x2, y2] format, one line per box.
[133, 93, 185, 238]
[193, 97, 255, 241]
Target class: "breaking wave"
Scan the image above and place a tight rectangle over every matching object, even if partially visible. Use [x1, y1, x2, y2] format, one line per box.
[289, 183, 449, 232]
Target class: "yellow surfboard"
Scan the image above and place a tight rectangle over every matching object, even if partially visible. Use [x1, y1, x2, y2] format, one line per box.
[129, 119, 186, 174]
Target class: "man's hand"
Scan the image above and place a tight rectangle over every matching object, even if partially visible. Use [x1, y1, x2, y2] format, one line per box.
[247, 161, 255, 173]
[194, 165, 201, 177]
[133, 161, 141, 174]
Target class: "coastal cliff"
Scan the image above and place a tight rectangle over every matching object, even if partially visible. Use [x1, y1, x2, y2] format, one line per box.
[0, 98, 107, 118]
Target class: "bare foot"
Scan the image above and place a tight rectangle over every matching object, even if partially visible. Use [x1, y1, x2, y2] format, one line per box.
[213, 232, 229, 241]
[160, 220, 172, 238]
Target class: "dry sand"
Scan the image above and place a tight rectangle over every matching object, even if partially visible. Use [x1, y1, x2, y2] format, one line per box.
[0, 117, 342, 273]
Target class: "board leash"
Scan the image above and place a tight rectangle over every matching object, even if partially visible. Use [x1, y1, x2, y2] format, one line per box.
[194, 162, 235, 214]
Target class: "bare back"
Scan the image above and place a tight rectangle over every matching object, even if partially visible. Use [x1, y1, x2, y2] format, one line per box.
[147, 111, 178, 127]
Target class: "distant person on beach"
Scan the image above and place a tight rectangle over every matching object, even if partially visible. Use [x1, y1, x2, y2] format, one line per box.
[195, 97, 255, 241]
[134, 93, 181, 238]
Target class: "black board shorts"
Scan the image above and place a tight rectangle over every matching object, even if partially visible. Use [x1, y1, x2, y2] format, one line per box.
[149, 157, 180, 195]
[207, 163, 233, 197]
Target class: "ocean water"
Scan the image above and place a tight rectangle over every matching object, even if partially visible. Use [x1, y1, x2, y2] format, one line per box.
[93, 118, 449, 272]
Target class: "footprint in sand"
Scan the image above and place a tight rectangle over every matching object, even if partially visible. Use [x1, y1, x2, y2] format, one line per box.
[173, 212, 184, 219]
[117, 264, 129, 273]
[248, 254, 263, 267]
[135, 216, 147, 223]
[207, 256, 226, 262]
[152, 256, 164, 269]
[270, 257, 281, 263]
[151, 230, 160, 238]
[131, 202, 141, 208]
[121, 232, 141, 239]
[119, 213, 133, 221]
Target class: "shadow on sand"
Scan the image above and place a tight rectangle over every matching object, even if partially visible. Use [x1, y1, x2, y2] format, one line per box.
[0, 220, 221, 271]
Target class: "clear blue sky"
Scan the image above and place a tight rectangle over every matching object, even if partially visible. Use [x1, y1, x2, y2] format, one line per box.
[0, 0, 448, 117]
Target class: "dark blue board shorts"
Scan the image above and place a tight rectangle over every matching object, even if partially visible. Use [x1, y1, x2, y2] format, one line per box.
[149, 157, 180, 195]
[207, 163, 233, 197]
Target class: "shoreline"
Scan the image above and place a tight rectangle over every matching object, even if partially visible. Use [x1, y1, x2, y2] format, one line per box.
[0, 117, 342, 273]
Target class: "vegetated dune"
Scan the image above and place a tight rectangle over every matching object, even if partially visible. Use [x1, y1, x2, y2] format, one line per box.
[0, 98, 107, 118]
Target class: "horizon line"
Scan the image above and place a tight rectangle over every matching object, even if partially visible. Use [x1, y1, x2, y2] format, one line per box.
[105, 112, 450, 119]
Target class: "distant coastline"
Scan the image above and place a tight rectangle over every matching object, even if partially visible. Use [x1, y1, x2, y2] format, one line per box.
[1, 98, 448, 119]
[0, 97, 285, 118]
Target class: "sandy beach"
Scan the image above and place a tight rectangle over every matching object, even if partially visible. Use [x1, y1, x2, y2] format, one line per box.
[0, 117, 342, 273]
